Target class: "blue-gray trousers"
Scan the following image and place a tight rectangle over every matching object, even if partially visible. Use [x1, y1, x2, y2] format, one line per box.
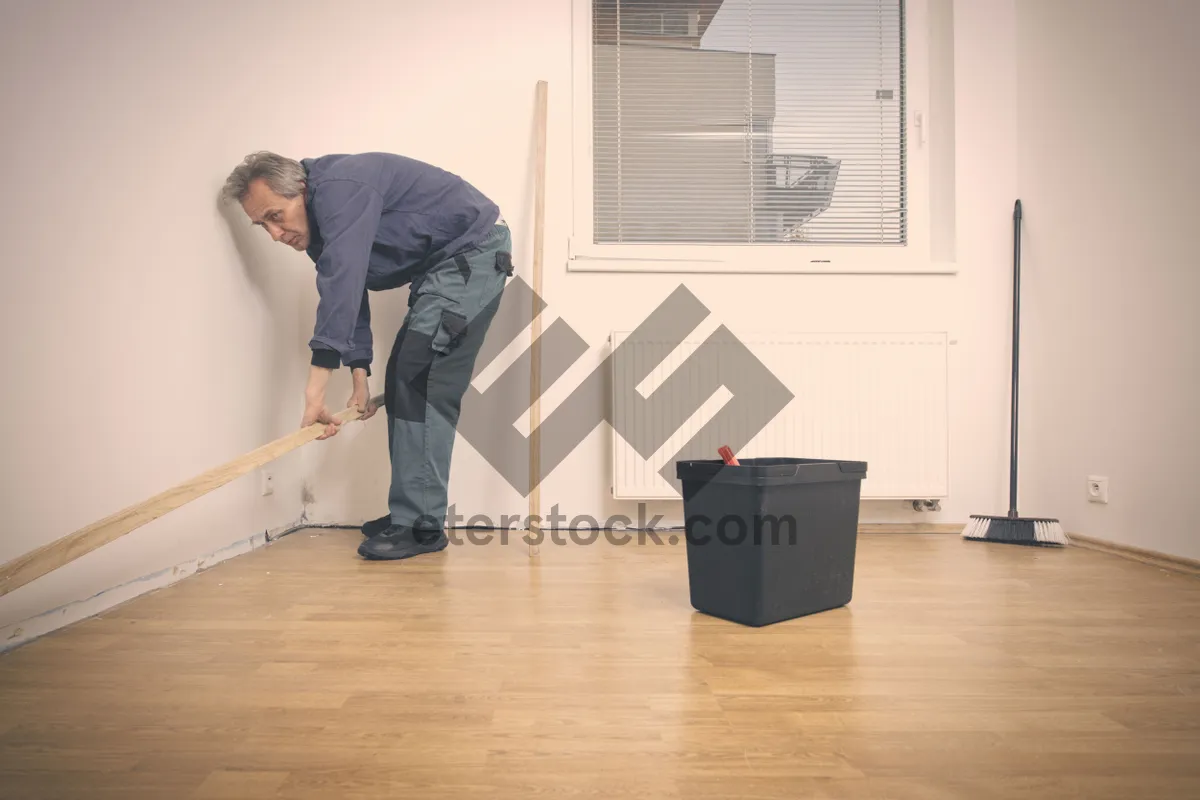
[383, 222, 512, 530]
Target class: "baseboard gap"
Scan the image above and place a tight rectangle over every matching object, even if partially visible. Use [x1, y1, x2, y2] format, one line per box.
[1069, 533, 1200, 577]
[298, 521, 963, 535]
[1, 515, 308, 655]
[858, 523, 962, 534]
[267, 521, 360, 542]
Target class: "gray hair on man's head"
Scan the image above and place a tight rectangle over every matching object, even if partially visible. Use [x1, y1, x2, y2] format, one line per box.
[221, 151, 306, 204]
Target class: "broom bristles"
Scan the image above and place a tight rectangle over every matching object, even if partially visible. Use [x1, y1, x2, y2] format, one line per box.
[961, 514, 1068, 547]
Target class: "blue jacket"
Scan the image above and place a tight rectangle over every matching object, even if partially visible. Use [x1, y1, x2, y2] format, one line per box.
[300, 152, 500, 372]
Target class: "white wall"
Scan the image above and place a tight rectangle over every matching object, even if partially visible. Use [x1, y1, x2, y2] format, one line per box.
[0, 0, 552, 630]
[2, 0, 1030, 633]
[1015, 0, 1200, 560]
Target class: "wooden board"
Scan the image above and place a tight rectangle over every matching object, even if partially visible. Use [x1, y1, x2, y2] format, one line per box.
[528, 79, 548, 558]
[0, 394, 383, 598]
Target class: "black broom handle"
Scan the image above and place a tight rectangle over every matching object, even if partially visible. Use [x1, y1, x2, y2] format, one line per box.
[1009, 199, 1022, 518]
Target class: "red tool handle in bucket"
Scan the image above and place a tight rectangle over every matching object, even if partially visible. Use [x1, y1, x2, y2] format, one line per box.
[718, 445, 740, 466]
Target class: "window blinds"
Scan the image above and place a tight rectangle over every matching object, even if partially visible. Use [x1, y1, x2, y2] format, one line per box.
[591, 0, 906, 246]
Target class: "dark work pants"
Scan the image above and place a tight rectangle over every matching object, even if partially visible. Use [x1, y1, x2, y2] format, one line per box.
[383, 222, 512, 530]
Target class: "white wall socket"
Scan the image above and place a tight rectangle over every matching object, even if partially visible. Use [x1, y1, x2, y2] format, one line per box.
[1087, 475, 1109, 504]
[261, 470, 275, 496]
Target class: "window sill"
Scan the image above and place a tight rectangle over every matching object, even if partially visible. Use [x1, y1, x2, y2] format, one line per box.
[566, 242, 958, 275]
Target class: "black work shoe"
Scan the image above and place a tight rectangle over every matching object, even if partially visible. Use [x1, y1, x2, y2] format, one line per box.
[361, 514, 391, 538]
[357, 526, 448, 561]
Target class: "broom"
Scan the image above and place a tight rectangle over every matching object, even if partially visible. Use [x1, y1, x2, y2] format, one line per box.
[962, 199, 1068, 547]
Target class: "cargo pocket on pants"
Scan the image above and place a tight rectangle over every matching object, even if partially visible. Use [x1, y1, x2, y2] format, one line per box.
[431, 308, 468, 354]
[495, 251, 514, 276]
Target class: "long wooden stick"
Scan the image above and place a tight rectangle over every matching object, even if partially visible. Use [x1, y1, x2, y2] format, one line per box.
[528, 79, 548, 558]
[0, 394, 384, 598]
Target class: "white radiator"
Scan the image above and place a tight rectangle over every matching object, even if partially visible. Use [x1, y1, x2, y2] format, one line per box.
[609, 331, 949, 501]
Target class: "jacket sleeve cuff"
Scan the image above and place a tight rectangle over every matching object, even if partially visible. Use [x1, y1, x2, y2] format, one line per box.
[346, 359, 371, 376]
[311, 348, 341, 370]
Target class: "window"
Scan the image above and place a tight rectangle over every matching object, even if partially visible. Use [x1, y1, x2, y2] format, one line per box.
[570, 0, 939, 273]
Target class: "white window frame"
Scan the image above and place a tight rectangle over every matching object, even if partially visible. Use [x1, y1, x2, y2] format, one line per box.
[568, 0, 945, 274]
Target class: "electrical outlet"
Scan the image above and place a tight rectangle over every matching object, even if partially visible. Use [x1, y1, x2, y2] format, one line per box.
[1087, 475, 1108, 504]
[261, 470, 275, 496]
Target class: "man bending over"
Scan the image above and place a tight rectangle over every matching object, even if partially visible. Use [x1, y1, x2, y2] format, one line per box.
[222, 151, 512, 561]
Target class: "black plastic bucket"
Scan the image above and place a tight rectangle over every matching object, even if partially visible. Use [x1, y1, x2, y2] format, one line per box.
[675, 457, 868, 627]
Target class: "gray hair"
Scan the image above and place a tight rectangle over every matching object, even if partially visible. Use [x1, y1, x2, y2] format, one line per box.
[221, 151, 306, 204]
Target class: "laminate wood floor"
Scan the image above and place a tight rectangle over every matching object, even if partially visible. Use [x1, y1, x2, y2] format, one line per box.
[1, 530, 1198, 799]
